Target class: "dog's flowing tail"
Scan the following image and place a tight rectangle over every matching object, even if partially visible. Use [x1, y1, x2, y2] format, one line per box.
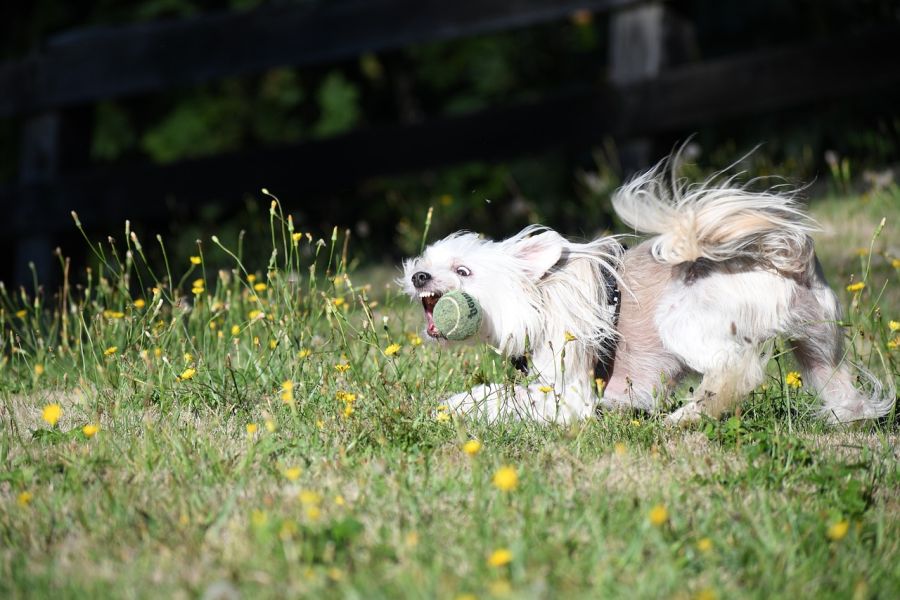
[612, 157, 819, 274]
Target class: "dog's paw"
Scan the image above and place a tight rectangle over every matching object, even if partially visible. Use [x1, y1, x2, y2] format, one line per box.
[664, 401, 703, 426]
[445, 391, 480, 415]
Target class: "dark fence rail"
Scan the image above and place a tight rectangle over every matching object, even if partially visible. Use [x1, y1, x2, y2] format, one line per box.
[2, 0, 900, 284]
[0, 0, 637, 117]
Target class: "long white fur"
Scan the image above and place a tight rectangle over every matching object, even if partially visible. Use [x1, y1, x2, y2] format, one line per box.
[402, 155, 895, 425]
[612, 156, 819, 273]
[401, 225, 623, 422]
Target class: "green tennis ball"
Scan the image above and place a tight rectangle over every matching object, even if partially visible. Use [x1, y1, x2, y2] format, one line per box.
[433, 291, 483, 340]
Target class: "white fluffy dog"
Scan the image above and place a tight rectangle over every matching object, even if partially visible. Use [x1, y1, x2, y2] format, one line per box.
[402, 158, 895, 425]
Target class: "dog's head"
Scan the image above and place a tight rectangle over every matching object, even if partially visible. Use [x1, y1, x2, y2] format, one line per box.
[401, 226, 570, 353]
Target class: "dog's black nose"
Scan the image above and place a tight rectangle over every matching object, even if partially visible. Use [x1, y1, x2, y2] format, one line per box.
[412, 271, 432, 288]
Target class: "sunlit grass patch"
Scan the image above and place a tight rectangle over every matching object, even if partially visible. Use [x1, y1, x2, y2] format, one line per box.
[0, 188, 897, 598]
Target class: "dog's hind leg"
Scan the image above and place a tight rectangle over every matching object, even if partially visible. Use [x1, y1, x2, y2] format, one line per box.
[665, 347, 767, 425]
[790, 271, 894, 423]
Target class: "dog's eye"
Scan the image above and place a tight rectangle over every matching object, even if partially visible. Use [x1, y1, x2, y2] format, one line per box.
[456, 266, 472, 277]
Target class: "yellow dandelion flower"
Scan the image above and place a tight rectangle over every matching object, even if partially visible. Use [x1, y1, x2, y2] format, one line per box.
[103, 310, 125, 319]
[191, 286, 204, 295]
[209, 321, 217, 330]
[463, 439, 482, 456]
[335, 363, 350, 373]
[854, 247, 869, 256]
[827, 519, 849, 541]
[269, 339, 277, 349]
[177, 367, 196, 381]
[893, 258, 900, 269]
[785, 371, 802, 388]
[343, 404, 355, 417]
[246, 423, 258, 435]
[595, 377, 606, 394]
[614, 442, 627, 456]
[332, 297, 345, 307]
[247, 274, 257, 283]
[697, 537, 713, 553]
[104, 346, 118, 356]
[17, 491, 33, 507]
[299, 490, 322, 505]
[336, 391, 357, 403]
[254, 282, 267, 292]
[281, 380, 294, 403]
[190, 256, 201, 265]
[436, 412, 451, 423]
[405, 531, 419, 547]
[265, 418, 276, 433]
[298, 348, 311, 359]
[34, 364, 44, 376]
[406, 332, 423, 346]
[248, 309, 263, 320]
[284, 466, 302, 481]
[695, 589, 717, 600]
[888, 338, 899, 350]
[846, 282, 865, 293]
[538, 385, 553, 393]
[231, 324, 241, 336]
[488, 548, 513, 567]
[648, 504, 669, 526]
[184, 353, 193, 363]
[250, 509, 268, 527]
[15, 309, 27, 319]
[564, 331, 576, 342]
[492, 466, 519, 492]
[153, 347, 162, 357]
[279, 519, 297, 540]
[488, 579, 512, 596]
[630, 419, 640, 426]
[291, 232, 303, 243]
[334, 495, 346, 506]
[133, 298, 146, 309]
[42, 403, 62, 426]
[384, 343, 401, 356]
[889, 320, 899, 332]
[192, 278, 204, 288]
[82, 424, 100, 438]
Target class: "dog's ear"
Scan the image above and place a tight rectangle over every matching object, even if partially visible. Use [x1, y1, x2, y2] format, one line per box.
[511, 230, 564, 280]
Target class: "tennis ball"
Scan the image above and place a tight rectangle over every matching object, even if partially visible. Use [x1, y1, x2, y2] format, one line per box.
[432, 291, 483, 340]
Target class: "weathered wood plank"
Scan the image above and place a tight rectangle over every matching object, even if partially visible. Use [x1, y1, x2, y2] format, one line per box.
[0, 0, 637, 117]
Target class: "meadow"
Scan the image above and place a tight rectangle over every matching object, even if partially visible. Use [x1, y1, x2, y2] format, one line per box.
[1, 186, 898, 599]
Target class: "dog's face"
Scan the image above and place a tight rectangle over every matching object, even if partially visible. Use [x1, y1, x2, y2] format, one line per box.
[401, 228, 566, 348]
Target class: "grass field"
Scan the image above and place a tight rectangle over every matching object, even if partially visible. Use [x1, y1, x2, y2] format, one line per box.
[1, 187, 898, 599]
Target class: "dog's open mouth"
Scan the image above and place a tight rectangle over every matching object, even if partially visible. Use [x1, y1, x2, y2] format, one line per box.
[419, 291, 444, 338]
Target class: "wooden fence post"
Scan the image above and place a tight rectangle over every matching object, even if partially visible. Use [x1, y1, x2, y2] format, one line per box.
[609, 1, 696, 173]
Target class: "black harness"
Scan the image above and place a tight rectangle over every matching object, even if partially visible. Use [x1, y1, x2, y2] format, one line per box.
[510, 264, 622, 386]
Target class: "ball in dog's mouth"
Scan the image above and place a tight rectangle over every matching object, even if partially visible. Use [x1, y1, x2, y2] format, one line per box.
[419, 291, 443, 338]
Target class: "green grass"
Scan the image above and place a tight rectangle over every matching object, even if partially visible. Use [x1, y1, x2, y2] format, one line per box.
[1, 189, 898, 599]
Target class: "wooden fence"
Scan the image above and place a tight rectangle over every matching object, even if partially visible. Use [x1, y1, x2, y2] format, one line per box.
[2, 0, 899, 284]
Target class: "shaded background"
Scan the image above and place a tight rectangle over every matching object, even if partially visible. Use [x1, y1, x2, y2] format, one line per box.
[1, 0, 899, 289]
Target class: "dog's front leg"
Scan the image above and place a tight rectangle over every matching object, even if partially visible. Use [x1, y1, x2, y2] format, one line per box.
[445, 383, 596, 424]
